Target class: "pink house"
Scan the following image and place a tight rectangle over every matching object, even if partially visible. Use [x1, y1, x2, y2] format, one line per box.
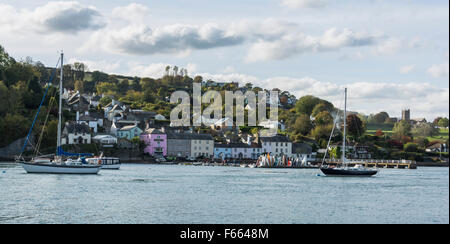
[140, 128, 167, 156]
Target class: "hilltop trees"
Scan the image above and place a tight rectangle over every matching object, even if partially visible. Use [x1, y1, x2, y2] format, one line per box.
[372, 112, 390, 124]
[295, 95, 333, 116]
[346, 114, 365, 140]
[412, 123, 440, 137]
[438, 118, 449, 128]
[293, 114, 313, 136]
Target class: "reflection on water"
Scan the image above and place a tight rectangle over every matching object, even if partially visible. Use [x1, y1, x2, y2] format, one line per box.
[0, 162, 448, 224]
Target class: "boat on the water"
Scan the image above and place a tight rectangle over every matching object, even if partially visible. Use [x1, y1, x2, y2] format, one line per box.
[16, 52, 101, 174]
[320, 164, 377, 176]
[319, 88, 378, 177]
[86, 157, 121, 170]
[21, 160, 100, 174]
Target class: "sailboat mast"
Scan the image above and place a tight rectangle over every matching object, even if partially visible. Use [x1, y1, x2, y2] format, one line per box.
[57, 52, 63, 151]
[342, 87, 347, 164]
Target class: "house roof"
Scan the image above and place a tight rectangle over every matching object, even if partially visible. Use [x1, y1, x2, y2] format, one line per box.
[143, 128, 165, 135]
[64, 123, 91, 134]
[260, 135, 291, 143]
[119, 125, 140, 131]
[79, 112, 102, 121]
[166, 132, 213, 140]
[214, 143, 252, 149]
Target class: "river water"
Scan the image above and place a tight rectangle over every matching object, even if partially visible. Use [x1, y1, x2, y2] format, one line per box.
[0, 162, 448, 224]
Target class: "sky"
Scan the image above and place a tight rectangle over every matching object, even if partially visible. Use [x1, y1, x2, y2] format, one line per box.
[0, 0, 448, 121]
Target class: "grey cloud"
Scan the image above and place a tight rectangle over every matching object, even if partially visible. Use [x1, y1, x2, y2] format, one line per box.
[43, 7, 104, 33]
[104, 25, 245, 55]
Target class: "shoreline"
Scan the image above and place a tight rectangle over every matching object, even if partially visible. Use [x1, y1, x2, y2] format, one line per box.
[1, 159, 448, 167]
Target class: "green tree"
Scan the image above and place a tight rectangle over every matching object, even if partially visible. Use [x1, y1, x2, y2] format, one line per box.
[311, 124, 334, 141]
[293, 114, 313, 136]
[412, 123, 440, 137]
[74, 80, 84, 93]
[438, 118, 449, 128]
[346, 114, 365, 139]
[393, 120, 412, 137]
[0, 113, 29, 147]
[96, 82, 118, 95]
[373, 111, 390, 124]
[404, 142, 419, 152]
[99, 96, 112, 107]
[311, 102, 334, 117]
[295, 95, 333, 116]
[91, 71, 109, 83]
[314, 111, 334, 126]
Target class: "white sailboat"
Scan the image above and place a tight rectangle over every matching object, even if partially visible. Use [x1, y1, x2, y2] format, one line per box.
[17, 52, 101, 174]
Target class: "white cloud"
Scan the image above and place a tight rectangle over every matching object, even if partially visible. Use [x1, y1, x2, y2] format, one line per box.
[111, 3, 150, 23]
[127, 62, 198, 78]
[0, 2, 104, 34]
[246, 28, 378, 62]
[67, 58, 121, 74]
[83, 23, 245, 56]
[281, 0, 327, 9]
[400, 65, 415, 74]
[427, 63, 449, 78]
[376, 38, 402, 55]
[255, 76, 449, 120]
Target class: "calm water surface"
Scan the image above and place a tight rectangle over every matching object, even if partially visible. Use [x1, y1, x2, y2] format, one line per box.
[0, 162, 448, 224]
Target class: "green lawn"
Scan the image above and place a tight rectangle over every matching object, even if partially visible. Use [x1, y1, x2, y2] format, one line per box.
[427, 128, 449, 142]
[366, 123, 394, 136]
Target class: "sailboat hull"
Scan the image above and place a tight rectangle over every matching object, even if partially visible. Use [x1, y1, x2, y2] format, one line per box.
[320, 167, 378, 177]
[21, 162, 101, 174]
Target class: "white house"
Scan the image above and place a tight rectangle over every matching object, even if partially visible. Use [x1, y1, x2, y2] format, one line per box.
[191, 134, 214, 158]
[61, 122, 91, 145]
[260, 135, 292, 157]
[77, 111, 103, 133]
[259, 120, 286, 132]
[89, 94, 101, 108]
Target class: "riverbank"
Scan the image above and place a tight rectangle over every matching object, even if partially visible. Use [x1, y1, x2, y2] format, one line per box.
[2, 158, 448, 167]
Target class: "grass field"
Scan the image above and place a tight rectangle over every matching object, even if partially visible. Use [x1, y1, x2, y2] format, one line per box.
[427, 128, 449, 142]
[366, 123, 394, 136]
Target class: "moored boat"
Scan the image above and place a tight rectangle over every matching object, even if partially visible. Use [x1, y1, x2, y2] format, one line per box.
[319, 88, 378, 177]
[86, 157, 121, 170]
[17, 52, 101, 175]
[21, 160, 100, 174]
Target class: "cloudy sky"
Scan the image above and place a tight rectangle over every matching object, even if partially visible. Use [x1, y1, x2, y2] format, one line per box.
[0, 0, 448, 120]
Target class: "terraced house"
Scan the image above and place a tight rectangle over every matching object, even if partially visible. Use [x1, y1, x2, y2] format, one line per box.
[140, 128, 167, 156]
[260, 135, 292, 157]
[116, 124, 143, 140]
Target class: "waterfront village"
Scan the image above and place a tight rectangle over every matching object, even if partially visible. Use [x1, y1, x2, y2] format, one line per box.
[2, 75, 442, 169]
[0, 48, 448, 166]
[53, 89, 449, 167]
